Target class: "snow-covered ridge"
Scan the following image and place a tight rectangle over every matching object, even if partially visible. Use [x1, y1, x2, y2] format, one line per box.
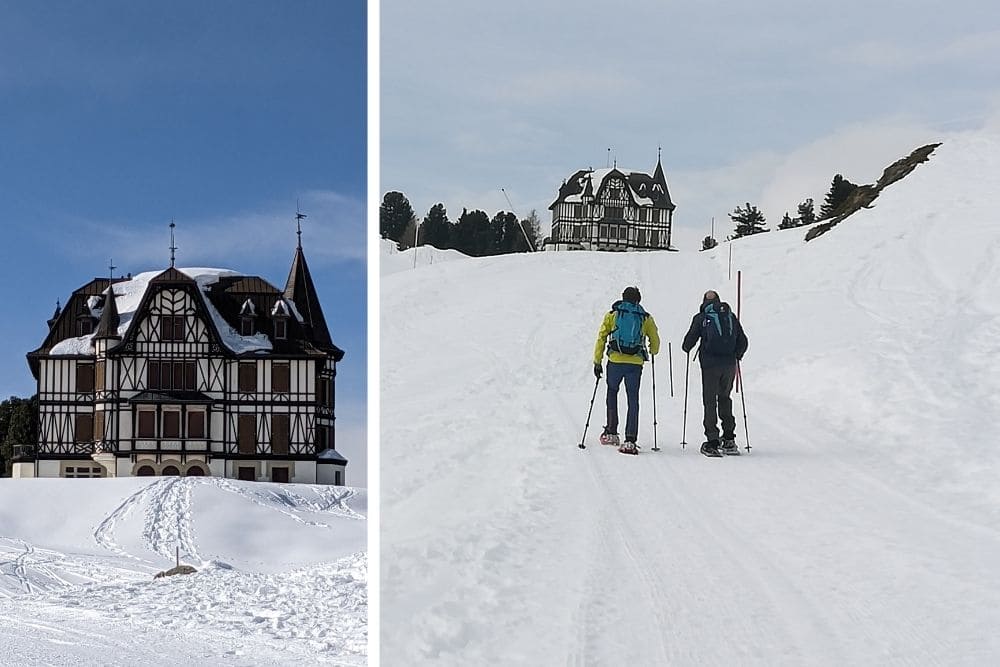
[0, 477, 366, 665]
[49, 267, 273, 356]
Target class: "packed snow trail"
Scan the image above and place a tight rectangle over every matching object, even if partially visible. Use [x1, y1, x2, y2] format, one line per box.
[0, 477, 367, 665]
[381, 131, 1000, 664]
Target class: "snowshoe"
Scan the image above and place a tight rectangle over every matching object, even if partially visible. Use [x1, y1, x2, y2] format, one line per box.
[720, 438, 741, 456]
[700, 441, 723, 457]
[618, 441, 638, 455]
[599, 432, 620, 446]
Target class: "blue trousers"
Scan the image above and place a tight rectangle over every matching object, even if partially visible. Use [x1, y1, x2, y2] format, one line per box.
[605, 362, 642, 440]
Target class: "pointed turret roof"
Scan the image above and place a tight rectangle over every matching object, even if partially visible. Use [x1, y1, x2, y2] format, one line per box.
[283, 245, 336, 353]
[94, 286, 121, 339]
[47, 301, 61, 329]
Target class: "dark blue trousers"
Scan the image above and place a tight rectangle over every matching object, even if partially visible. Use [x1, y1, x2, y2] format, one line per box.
[605, 362, 642, 440]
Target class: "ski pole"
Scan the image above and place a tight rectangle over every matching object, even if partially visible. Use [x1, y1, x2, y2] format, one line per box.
[737, 362, 752, 453]
[579, 373, 601, 450]
[681, 350, 691, 449]
[667, 342, 674, 397]
[651, 354, 659, 452]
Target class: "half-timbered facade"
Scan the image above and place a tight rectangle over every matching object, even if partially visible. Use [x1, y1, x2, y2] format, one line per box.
[15, 244, 347, 484]
[548, 158, 676, 251]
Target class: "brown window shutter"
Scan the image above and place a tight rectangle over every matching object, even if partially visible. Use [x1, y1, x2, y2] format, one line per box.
[272, 363, 290, 393]
[137, 411, 155, 438]
[188, 411, 205, 438]
[147, 361, 160, 390]
[172, 363, 184, 391]
[75, 414, 94, 442]
[77, 364, 94, 392]
[163, 411, 180, 438]
[270, 414, 290, 455]
[95, 362, 105, 390]
[238, 414, 256, 454]
[239, 363, 257, 393]
[185, 362, 197, 391]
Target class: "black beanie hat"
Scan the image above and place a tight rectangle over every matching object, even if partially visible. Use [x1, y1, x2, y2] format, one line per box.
[623, 286, 641, 304]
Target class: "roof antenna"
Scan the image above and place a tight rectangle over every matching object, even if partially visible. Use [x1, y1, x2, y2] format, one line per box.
[169, 221, 177, 268]
[108, 258, 116, 281]
[295, 199, 307, 249]
[606, 148, 610, 168]
[658, 145, 662, 162]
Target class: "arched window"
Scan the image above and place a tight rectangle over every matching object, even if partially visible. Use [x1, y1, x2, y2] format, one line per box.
[136, 465, 155, 476]
[186, 465, 205, 477]
[162, 465, 180, 476]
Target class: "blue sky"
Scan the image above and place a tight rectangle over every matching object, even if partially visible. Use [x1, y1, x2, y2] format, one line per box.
[381, 0, 1000, 249]
[0, 1, 368, 480]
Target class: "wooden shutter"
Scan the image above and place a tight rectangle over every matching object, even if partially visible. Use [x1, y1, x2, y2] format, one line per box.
[77, 364, 94, 392]
[238, 414, 256, 454]
[172, 363, 184, 391]
[271, 467, 289, 483]
[270, 414, 289, 455]
[163, 411, 180, 438]
[271, 363, 290, 393]
[93, 411, 105, 441]
[147, 361, 160, 390]
[238, 363, 257, 392]
[74, 414, 93, 442]
[188, 411, 205, 438]
[137, 411, 155, 438]
[185, 362, 197, 391]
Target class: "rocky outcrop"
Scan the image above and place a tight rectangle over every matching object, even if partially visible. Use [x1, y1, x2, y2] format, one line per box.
[804, 143, 941, 241]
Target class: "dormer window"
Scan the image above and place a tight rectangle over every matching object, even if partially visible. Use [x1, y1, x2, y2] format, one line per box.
[271, 298, 290, 341]
[77, 314, 93, 336]
[239, 298, 257, 336]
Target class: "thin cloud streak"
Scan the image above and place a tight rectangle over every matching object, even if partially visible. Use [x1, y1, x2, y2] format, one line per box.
[44, 190, 364, 273]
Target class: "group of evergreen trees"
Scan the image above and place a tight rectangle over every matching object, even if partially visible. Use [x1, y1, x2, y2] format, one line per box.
[380, 192, 541, 257]
[702, 173, 860, 249]
[0, 396, 38, 476]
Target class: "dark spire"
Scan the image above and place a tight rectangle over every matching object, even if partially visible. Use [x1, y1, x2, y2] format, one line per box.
[47, 300, 61, 329]
[169, 221, 177, 268]
[94, 286, 121, 339]
[653, 150, 666, 186]
[295, 202, 307, 249]
[283, 245, 334, 351]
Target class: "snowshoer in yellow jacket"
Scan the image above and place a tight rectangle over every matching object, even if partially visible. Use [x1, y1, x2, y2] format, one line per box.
[593, 286, 660, 453]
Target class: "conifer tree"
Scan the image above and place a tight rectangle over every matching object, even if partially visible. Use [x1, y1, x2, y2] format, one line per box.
[701, 236, 718, 250]
[797, 198, 817, 226]
[778, 212, 796, 230]
[729, 202, 768, 238]
[379, 191, 416, 244]
[819, 175, 858, 219]
[421, 203, 452, 249]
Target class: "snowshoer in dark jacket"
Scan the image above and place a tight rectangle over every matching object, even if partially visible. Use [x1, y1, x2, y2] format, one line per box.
[593, 286, 660, 455]
[681, 290, 748, 457]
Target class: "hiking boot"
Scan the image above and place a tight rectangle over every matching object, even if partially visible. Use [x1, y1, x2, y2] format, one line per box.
[599, 431, 620, 446]
[618, 440, 638, 455]
[720, 438, 741, 456]
[700, 440, 722, 457]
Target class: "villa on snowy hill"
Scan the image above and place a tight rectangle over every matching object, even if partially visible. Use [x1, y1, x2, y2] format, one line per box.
[14, 240, 348, 484]
[547, 156, 675, 251]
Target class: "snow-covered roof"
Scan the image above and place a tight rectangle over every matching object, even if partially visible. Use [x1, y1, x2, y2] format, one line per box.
[317, 448, 348, 464]
[49, 267, 274, 356]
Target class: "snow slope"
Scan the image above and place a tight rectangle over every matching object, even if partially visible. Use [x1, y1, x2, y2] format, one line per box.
[381, 130, 1000, 664]
[0, 477, 366, 666]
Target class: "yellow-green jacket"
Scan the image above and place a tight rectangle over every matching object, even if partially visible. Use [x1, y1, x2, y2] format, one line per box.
[594, 303, 661, 366]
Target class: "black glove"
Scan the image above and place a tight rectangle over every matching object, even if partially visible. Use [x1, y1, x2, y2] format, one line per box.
[593, 364, 603, 379]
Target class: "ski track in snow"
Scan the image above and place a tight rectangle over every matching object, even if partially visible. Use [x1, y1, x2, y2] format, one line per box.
[0, 478, 367, 664]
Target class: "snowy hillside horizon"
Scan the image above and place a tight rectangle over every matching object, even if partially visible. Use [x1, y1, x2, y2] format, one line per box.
[381, 128, 1000, 663]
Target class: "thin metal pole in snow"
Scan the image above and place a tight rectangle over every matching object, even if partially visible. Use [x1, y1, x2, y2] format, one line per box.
[738, 362, 752, 454]
[651, 355, 659, 452]
[728, 242, 733, 280]
[681, 350, 691, 449]
[667, 341, 674, 397]
[500, 187, 536, 252]
[578, 375, 601, 450]
[736, 270, 742, 393]
[176, 545, 179, 568]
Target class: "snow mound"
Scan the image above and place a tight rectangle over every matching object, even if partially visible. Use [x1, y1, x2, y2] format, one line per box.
[0, 477, 366, 665]
[381, 129, 1000, 664]
[380, 239, 469, 275]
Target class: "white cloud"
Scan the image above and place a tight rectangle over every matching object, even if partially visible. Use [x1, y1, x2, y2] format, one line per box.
[53, 190, 364, 270]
